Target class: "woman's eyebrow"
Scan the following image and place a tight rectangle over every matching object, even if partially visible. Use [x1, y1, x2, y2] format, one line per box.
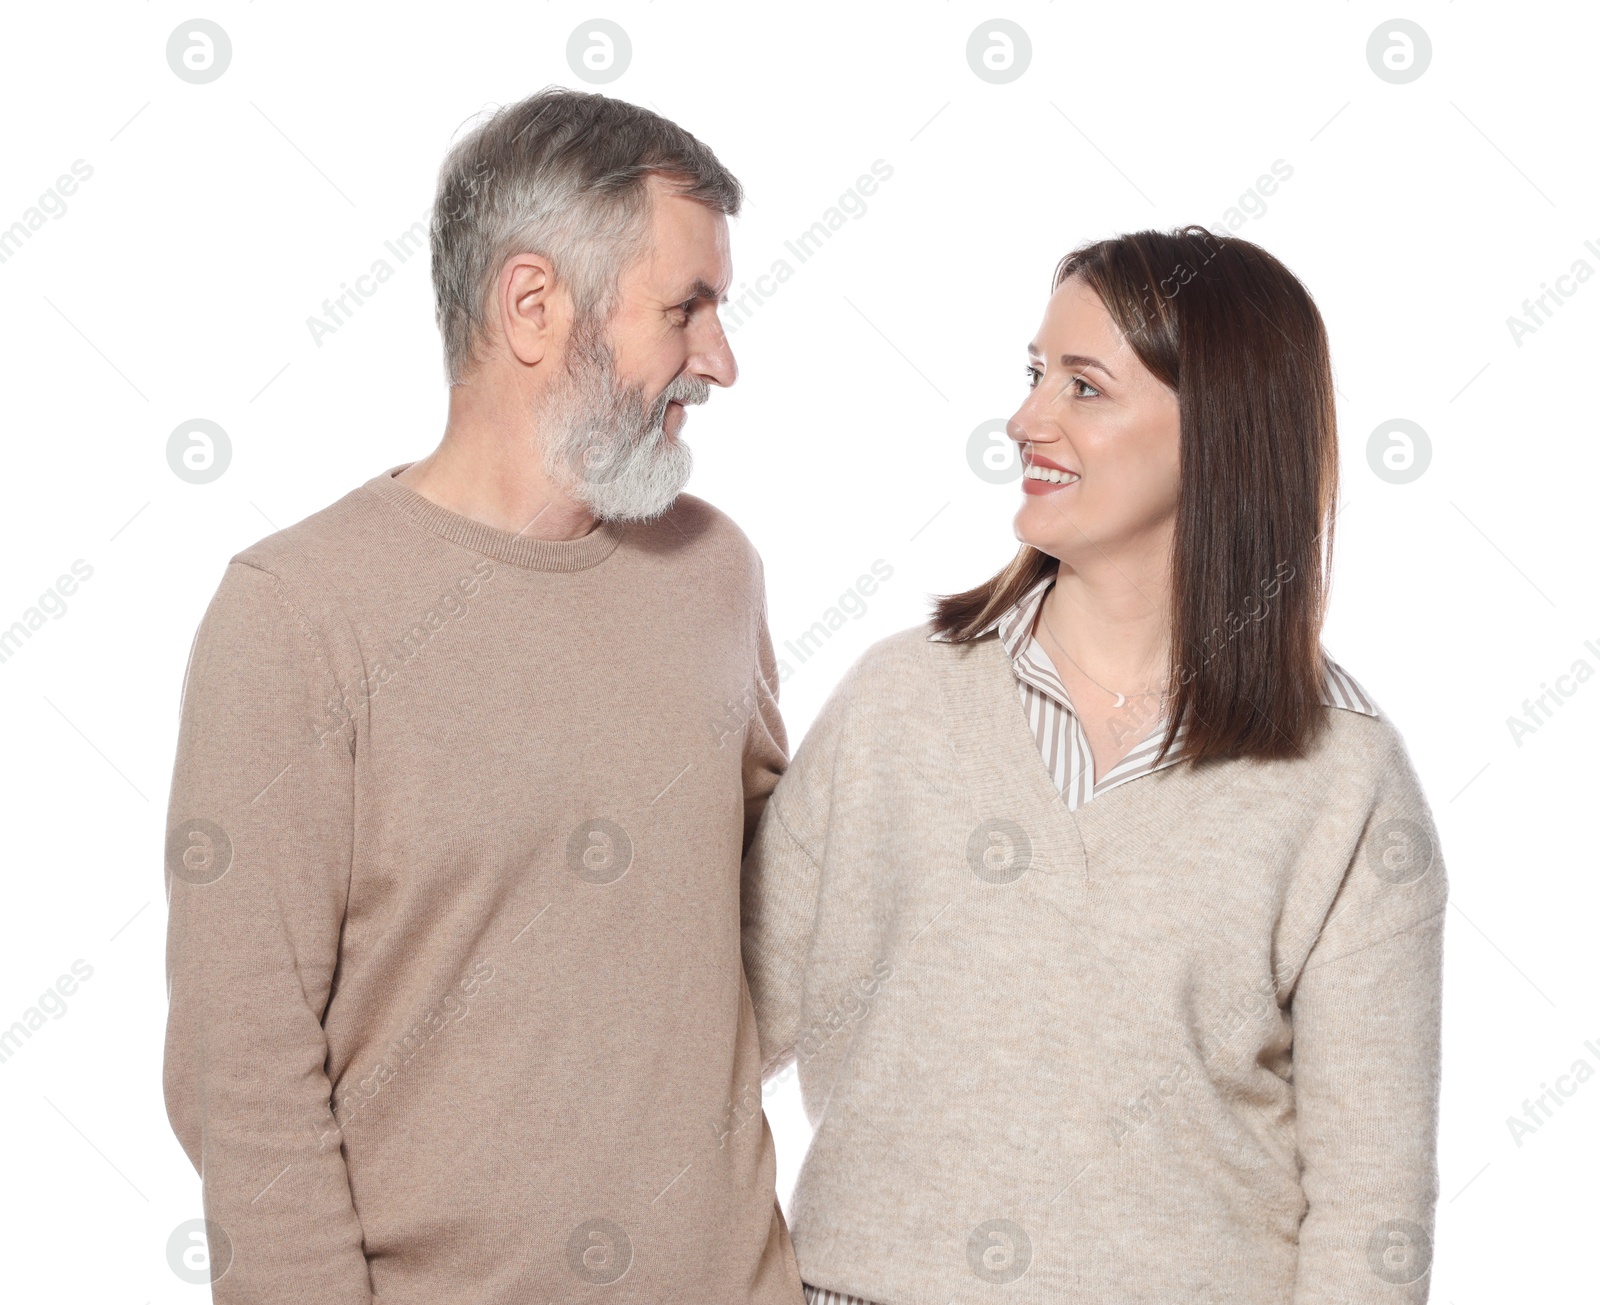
[1026, 344, 1117, 380]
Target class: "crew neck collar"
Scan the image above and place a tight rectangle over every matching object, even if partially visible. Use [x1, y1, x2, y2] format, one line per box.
[364, 464, 626, 572]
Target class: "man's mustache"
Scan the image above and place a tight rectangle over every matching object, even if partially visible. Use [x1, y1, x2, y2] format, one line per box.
[664, 375, 710, 408]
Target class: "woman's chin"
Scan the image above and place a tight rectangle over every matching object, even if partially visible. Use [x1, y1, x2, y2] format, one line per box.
[1012, 503, 1077, 557]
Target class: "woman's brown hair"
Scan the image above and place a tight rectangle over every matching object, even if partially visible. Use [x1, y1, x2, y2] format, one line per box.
[931, 226, 1340, 766]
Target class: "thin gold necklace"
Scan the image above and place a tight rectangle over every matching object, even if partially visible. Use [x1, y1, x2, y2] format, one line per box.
[1036, 596, 1169, 710]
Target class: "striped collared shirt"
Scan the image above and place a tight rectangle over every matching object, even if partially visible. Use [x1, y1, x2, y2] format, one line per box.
[803, 1287, 877, 1305]
[928, 573, 1381, 812]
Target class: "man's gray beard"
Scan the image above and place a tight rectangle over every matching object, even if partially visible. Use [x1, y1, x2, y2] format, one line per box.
[539, 316, 703, 523]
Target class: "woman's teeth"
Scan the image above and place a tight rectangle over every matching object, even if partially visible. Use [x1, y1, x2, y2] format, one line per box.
[1024, 465, 1080, 484]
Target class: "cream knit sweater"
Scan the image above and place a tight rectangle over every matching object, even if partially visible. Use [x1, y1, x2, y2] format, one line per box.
[742, 624, 1446, 1305]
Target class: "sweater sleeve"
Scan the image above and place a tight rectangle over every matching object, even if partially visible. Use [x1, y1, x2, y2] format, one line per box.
[742, 796, 824, 1079]
[162, 561, 372, 1302]
[1288, 730, 1448, 1305]
[740, 569, 788, 857]
[741, 655, 855, 1080]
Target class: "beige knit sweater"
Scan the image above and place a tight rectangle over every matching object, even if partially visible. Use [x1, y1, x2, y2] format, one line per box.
[742, 625, 1447, 1305]
[163, 466, 803, 1303]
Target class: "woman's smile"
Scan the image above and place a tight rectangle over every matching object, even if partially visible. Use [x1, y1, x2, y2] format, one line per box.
[1021, 449, 1081, 495]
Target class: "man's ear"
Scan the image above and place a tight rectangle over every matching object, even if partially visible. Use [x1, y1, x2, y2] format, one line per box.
[497, 253, 566, 367]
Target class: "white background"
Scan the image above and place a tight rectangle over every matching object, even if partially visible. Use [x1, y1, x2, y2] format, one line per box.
[1, 1, 1596, 1299]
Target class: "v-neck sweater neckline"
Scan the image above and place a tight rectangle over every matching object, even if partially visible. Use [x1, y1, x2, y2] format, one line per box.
[936, 630, 1244, 887]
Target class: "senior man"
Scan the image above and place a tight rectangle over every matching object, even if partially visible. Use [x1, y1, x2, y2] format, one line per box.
[162, 87, 801, 1303]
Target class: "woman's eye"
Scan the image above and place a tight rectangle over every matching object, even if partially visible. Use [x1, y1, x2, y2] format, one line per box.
[1025, 367, 1099, 397]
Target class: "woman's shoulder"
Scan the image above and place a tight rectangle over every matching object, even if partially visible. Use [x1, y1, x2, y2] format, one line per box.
[826, 618, 993, 703]
[772, 622, 957, 811]
[789, 619, 984, 762]
[1289, 650, 1417, 777]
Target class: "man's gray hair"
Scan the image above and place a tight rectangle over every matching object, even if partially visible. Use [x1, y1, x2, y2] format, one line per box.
[430, 87, 742, 386]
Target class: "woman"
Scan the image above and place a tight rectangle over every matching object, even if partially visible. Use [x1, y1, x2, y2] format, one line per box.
[742, 227, 1446, 1304]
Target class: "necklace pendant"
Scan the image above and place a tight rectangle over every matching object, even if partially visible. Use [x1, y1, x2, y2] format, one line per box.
[1113, 692, 1126, 708]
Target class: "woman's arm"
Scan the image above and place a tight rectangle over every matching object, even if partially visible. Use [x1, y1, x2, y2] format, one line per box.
[740, 654, 864, 1082]
[1290, 729, 1449, 1304]
[742, 795, 826, 1080]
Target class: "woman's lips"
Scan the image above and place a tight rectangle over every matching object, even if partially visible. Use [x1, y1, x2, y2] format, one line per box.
[1021, 453, 1080, 495]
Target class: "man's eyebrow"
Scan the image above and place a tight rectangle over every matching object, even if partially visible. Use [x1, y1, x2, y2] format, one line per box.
[1025, 344, 1117, 380]
[676, 278, 729, 306]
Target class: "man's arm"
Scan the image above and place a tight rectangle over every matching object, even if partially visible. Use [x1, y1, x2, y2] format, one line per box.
[163, 561, 371, 1302]
[739, 568, 787, 857]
